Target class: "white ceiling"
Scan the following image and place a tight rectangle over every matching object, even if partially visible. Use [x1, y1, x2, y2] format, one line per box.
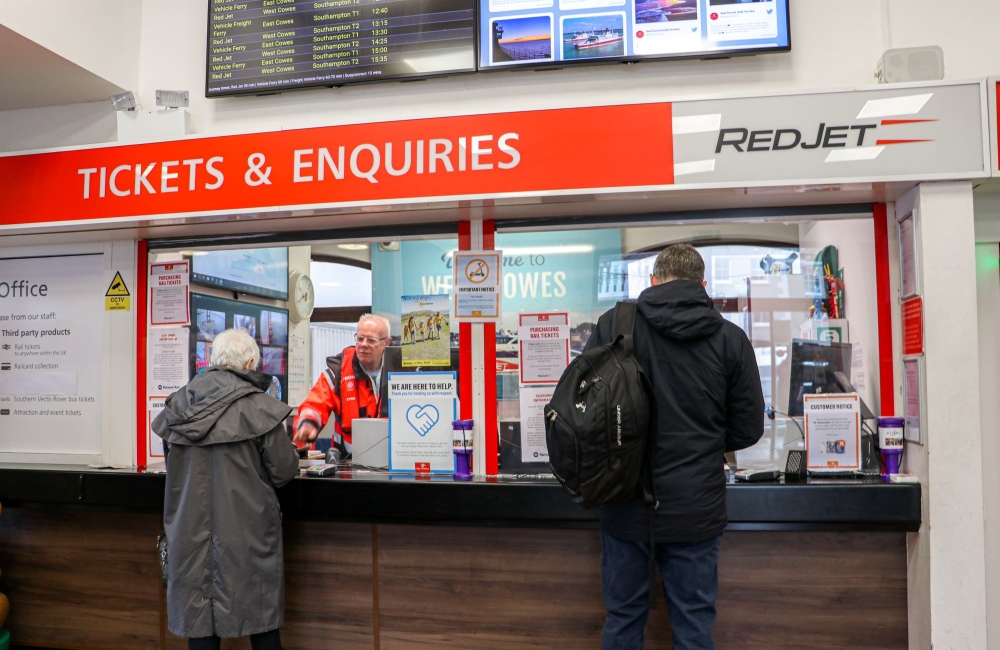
[0, 25, 123, 111]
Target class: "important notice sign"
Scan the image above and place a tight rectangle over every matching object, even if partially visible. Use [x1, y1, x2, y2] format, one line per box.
[453, 250, 501, 322]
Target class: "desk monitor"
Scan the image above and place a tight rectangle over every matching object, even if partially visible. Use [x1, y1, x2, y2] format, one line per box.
[787, 338, 852, 418]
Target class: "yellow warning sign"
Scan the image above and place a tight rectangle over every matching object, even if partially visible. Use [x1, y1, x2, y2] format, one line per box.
[105, 271, 131, 311]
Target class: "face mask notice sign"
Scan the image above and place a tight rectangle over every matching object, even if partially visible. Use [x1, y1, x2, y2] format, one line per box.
[453, 250, 502, 322]
[803, 393, 861, 473]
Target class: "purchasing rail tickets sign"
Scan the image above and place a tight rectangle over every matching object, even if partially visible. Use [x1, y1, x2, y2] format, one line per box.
[0, 80, 990, 231]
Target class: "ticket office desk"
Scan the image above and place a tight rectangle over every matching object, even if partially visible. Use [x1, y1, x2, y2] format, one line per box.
[0, 465, 919, 650]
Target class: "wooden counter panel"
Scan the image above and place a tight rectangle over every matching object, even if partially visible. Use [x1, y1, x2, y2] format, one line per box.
[0, 507, 162, 650]
[715, 531, 907, 649]
[163, 521, 376, 650]
[375, 524, 671, 649]
[0, 509, 906, 650]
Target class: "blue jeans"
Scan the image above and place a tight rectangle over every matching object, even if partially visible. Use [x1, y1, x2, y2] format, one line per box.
[601, 529, 722, 650]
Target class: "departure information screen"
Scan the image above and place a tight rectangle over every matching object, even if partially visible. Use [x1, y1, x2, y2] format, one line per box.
[206, 0, 476, 96]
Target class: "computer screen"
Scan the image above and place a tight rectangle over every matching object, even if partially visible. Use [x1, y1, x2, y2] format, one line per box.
[787, 338, 852, 417]
[191, 247, 289, 300]
[190, 292, 289, 404]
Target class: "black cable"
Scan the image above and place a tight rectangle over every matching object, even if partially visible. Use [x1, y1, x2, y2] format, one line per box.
[764, 405, 805, 440]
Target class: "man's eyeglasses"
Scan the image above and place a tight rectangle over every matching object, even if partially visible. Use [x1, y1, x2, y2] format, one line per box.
[355, 335, 389, 346]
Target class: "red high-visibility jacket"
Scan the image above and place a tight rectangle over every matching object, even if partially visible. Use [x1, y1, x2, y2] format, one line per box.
[294, 346, 389, 452]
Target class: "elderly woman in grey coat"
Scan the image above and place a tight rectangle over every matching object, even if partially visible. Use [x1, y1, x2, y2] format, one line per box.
[153, 328, 299, 650]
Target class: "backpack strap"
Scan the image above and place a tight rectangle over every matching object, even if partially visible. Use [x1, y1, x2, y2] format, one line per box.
[612, 301, 638, 355]
[615, 301, 661, 608]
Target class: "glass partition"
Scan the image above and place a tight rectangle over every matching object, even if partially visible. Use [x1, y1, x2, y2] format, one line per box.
[146, 214, 879, 475]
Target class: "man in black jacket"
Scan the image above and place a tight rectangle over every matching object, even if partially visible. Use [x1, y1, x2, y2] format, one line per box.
[586, 244, 764, 650]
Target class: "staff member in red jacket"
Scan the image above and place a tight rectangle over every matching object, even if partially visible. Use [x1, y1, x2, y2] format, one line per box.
[293, 314, 395, 455]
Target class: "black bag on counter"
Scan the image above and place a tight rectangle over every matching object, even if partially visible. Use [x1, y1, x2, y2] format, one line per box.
[544, 302, 656, 509]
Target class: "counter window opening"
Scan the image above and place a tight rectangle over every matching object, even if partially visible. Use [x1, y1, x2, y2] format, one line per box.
[143, 214, 881, 476]
[490, 218, 880, 474]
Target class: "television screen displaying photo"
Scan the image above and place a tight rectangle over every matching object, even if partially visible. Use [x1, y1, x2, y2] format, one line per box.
[479, 0, 789, 70]
[262, 347, 287, 376]
[189, 293, 289, 404]
[191, 247, 289, 300]
[261, 310, 289, 346]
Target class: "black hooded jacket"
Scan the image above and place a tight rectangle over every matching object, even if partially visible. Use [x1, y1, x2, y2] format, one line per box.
[586, 280, 764, 543]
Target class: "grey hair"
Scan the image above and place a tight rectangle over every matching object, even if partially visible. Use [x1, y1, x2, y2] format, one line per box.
[652, 244, 706, 283]
[358, 313, 391, 337]
[210, 328, 260, 370]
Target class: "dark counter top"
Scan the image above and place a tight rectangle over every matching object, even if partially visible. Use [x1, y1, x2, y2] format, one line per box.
[0, 464, 921, 532]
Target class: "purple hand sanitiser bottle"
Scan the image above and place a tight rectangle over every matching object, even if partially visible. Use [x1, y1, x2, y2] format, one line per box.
[877, 416, 905, 481]
[452, 419, 474, 480]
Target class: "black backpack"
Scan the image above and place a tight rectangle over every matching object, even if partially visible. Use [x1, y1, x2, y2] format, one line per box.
[544, 302, 656, 510]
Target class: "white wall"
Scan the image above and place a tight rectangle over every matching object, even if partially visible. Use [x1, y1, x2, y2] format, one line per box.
[976, 242, 1000, 650]
[130, 0, 1000, 136]
[898, 182, 988, 650]
[0, 0, 142, 92]
[0, 101, 117, 153]
[2, 0, 999, 152]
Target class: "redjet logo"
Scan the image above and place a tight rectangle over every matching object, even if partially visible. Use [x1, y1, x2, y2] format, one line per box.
[716, 119, 935, 153]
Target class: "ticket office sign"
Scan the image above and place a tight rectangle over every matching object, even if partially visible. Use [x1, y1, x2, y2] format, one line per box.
[803, 393, 861, 472]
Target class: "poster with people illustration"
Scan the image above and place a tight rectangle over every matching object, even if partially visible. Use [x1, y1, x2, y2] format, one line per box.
[401, 295, 451, 367]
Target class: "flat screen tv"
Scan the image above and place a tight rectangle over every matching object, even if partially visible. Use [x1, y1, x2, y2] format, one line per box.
[191, 247, 289, 300]
[206, 0, 477, 97]
[478, 0, 789, 70]
[191, 292, 289, 404]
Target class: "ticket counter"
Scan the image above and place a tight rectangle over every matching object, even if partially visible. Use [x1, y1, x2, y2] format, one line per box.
[0, 79, 995, 649]
[0, 465, 917, 649]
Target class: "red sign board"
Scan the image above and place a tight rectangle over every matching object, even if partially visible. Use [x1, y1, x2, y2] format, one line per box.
[902, 296, 923, 356]
[0, 104, 674, 229]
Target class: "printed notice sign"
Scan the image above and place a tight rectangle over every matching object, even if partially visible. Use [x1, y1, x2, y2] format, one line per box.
[902, 297, 923, 356]
[803, 393, 861, 472]
[904, 359, 922, 444]
[518, 312, 570, 385]
[519, 384, 554, 463]
[0, 254, 104, 455]
[148, 396, 167, 458]
[401, 294, 451, 367]
[148, 328, 190, 395]
[388, 372, 457, 472]
[150, 262, 190, 326]
[453, 250, 502, 322]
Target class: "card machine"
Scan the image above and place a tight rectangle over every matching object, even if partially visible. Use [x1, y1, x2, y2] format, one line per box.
[306, 464, 338, 477]
[734, 469, 781, 482]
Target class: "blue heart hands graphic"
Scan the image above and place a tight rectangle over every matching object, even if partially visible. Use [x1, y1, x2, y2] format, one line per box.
[406, 404, 440, 437]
